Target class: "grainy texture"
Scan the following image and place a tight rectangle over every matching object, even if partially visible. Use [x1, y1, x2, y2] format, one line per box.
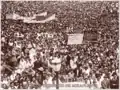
[1, 1, 119, 89]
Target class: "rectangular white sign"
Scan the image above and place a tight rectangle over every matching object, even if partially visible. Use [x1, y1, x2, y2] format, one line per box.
[67, 34, 83, 44]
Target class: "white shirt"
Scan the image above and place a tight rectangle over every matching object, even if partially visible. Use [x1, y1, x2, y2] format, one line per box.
[10, 75, 15, 81]
[70, 59, 77, 69]
[83, 68, 90, 76]
[9, 42, 13, 46]
[29, 48, 36, 56]
[47, 76, 53, 84]
[19, 60, 26, 69]
[95, 74, 104, 89]
[100, 73, 105, 82]
[52, 57, 61, 63]
[28, 43, 32, 48]
[1, 37, 5, 42]
[10, 73, 16, 81]
[2, 79, 8, 85]
[97, 57, 101, 61]
[15, 68, 23, 74]
[96, 80, 101, 88]
[29, 48, 36, 60]
[74, 56, 78, 62]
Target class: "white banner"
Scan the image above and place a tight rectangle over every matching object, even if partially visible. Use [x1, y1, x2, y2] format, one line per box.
[67, 34, 83, 44]
[23, 14, 56, 23]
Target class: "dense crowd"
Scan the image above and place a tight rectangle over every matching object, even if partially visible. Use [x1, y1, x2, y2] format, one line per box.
[1, 1, 119, 89]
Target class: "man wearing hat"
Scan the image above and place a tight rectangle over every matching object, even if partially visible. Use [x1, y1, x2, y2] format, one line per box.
[93, 71, 103, 89]
[101, 74, 110, 89]
[110, 72, 119, 89]
[33, 58, 44, 85]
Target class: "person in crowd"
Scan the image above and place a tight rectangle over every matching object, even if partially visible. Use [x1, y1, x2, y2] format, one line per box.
[83, 65, 91, 84]
[93, 72, 103, 89]
[110, 72, 119, 89]
[33, 57, 44, 85]
[66, 54, 71, 68]
[101, 75, 110, 89]
[70, 56, 77, 80]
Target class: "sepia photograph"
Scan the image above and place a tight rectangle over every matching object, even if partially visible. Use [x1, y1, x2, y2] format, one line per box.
[0, 0, 119, 90]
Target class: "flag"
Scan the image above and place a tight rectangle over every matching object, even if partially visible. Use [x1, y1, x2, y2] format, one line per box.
[23, 14, 56, 23]
[83, 31, 98, 42]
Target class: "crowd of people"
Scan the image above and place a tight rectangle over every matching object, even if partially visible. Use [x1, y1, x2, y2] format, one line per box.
[1, 1, 119, 89]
